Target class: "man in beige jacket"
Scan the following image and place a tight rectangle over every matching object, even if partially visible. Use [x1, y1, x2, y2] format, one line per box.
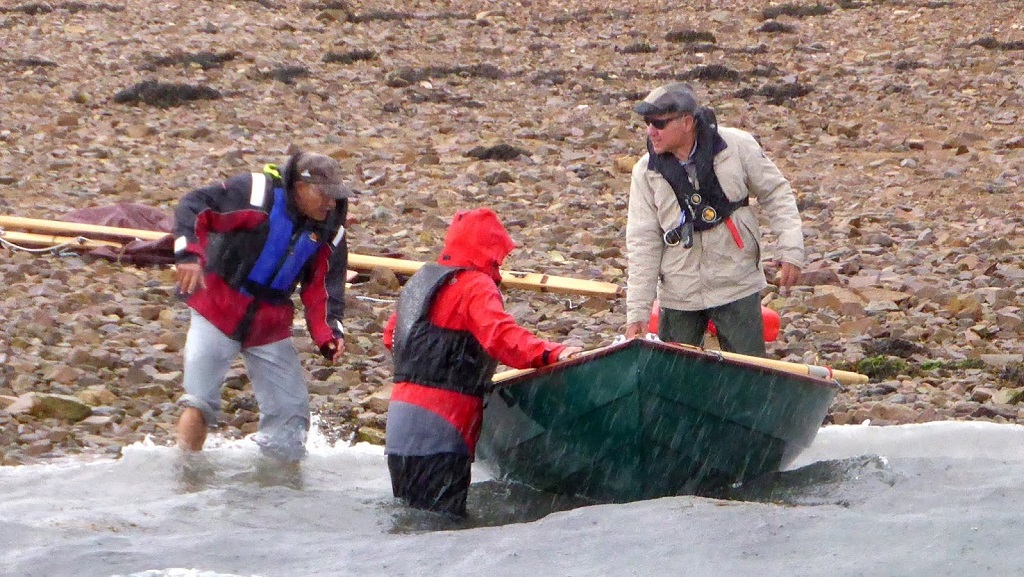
[624, 83, 803, 357]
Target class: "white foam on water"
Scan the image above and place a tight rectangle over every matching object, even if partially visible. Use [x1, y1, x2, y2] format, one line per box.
[114, 570, 261, 577]
[117, 412, 385, 456]
[4, 421, 1024, 577]
[788, 420, 1024, 469]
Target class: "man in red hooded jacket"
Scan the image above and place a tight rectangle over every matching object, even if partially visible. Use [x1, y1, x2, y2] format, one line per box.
[382, 208, 582, 517]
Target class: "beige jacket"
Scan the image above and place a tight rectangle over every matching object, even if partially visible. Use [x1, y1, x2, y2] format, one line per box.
[625, 126, 804, 324]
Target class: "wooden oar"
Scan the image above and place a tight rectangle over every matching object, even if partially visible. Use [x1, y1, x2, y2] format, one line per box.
[493, 339, 868, 387]
[0, 215, 168, 242]
[348, 254, 621, 298]
[666, 341, 868, 386]
[0, 214, 623, 298]
[0, 230, 122, 250]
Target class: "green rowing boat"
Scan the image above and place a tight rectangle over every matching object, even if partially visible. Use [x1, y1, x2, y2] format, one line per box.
[478, 338, 840, 502]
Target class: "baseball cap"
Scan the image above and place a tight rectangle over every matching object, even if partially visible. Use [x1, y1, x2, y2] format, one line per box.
[633, 82, 699, 116]
[295, 153, 352, 199]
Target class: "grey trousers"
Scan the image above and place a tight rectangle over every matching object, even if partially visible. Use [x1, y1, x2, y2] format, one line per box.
[658, 291, 767, 357]
[178, 311, 310, 461]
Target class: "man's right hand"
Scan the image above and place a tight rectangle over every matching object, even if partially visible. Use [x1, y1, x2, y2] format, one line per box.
[625, 321, 646, 340]
[176, 263, 206, 295]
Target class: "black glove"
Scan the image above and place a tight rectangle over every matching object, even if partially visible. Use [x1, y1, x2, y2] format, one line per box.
[319, 341, 337, 360]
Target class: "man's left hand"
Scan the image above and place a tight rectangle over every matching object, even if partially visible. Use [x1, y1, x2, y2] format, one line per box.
[778, 262, 801, 295]
[319, 337, 346, 362]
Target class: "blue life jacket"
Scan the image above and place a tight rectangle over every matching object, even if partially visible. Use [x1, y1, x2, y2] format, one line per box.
[206, 171, 326, 304]
[242, 186, 323, 299]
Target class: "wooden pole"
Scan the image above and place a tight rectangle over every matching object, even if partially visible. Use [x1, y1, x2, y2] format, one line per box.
[0, 214, 623, 298]
[347, 254, 621, 298]
[667, 342, 868, 386]
[493, 339, 869, 387]
[0, 230, 122, 250]
[0, 215, 168, 242]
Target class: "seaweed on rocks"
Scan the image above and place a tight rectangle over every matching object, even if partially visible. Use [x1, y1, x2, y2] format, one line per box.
[836, 0, 889, 8]
[761, 3, 834, 19]
[58, 1, 124, 12]
[968, 37, 1024, 51]
[856, 355, 911, 380]
[664, 29, 716, 44]
[685, 64, 742, 82]
[0, 3, 50, 15]
[531, 70, 568, 86]
[265, 66, 310, 84]
[731, 82, 814, 105]
[0, 2, 124, 14]
[591, 89, 650, 106]
[617, 42, 657, 54]
[349, 10, 412, 23]
[757, 82, 814, 104]
[464, 144, 530, 161]
[242, 0, 281, 9]
[548, 9, 596, 25]
[143, 50, 239, 71]
[736, 44, 770, 54]
[112, 80, 221, 108]
[757, 21, 797, 34]
[749, 63, 782, 77]
[8, 57, 57, 67]
[421, 11, 472, 21]
[406, 88, 485, 109]
[893, 59, 925, 70]
[301, 0, 351, 9]
[323, 50, 377, 65]
[864, 338, 926, 359]
[385, 64, 504, 87]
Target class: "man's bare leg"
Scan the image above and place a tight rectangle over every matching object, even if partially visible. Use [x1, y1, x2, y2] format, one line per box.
[177, 407, 208, 451]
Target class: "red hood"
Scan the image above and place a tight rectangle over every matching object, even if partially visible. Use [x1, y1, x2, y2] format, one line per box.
[438, 208, 515, 283]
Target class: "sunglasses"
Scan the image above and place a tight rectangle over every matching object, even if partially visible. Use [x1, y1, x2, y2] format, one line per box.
[643, 114, 687, 130]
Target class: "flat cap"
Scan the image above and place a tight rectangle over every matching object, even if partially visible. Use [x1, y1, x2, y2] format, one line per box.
[295, 153, 352, 199]
[633, 82, 699, 116]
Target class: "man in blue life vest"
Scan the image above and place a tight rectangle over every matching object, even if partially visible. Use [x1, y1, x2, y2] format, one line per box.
[624, 83, 804, 357]
[172, 151, 351, 462]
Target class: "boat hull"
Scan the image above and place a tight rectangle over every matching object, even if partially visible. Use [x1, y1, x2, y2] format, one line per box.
[478, 339, 839, 502]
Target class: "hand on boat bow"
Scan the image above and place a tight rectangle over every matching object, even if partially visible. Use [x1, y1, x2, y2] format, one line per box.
[557, 346, 583, 362]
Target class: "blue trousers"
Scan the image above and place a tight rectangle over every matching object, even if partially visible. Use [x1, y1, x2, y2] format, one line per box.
[178, 310, 310, 461]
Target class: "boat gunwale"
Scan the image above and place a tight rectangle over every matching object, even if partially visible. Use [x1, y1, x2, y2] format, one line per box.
[492, 338, 842, 392]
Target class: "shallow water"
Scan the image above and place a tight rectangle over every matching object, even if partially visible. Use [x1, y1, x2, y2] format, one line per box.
[1, 421, 1023, 577]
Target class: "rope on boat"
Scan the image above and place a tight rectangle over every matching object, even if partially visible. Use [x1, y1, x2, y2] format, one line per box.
[0, 231, 80, 256]
[808, 365, 832, 380]
[808, 364, 847, 390]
